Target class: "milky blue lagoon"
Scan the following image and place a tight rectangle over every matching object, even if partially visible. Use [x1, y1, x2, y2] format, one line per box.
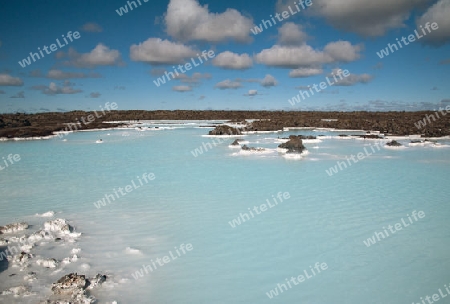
[1, 121, 450, 303]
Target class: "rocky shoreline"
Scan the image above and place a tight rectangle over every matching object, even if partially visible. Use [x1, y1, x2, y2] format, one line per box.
[0, 217, 109, 303]
[1, 110, 450, 139]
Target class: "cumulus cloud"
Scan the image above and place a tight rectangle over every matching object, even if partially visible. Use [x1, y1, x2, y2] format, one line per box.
[255, 45, 328, 68]
[174, 72, 211, 84]
[165, 0, 254, 43]
[32, 82, 82, 95]
[47, 69, 102, 79]
[0, 74, 23, 86]
[246, 90, 258, 96]
[260, 74, 278, 87]
[59, 44, 123, 68]
[130, 38, 197, 65]
[10, 91, 25, 98]
[278, 22, 308, 45]
[212, 51, 253, 70]
[215, 79, 242, 90]
[255, 41, 362, 68]
[417, 0, 450, 46]
[307, 0, 432, 37]
[329, 69, 373, 86]
[323, 41, 363, 62]
[289, 68, 323, 78]
[81, 22, 103, 33]
[173, 85, 192, 92]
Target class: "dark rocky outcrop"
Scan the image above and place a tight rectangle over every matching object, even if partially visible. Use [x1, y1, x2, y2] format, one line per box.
[300, 135, 316, 140]
[44, 272, 107, 303]
[359, 134, 383, 139]
[230, 139, 243, 146]
[386, 140, 402, 147]
[278, 135, 306, 154]
[208, 125, 242, 135]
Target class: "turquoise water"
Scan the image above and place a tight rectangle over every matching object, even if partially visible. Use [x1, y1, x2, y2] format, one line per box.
[1, 122, 450, 303]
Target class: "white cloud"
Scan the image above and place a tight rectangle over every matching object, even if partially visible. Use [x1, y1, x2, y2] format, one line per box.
[81, 22, 103, 33]
[417, 0, 450, 46]
[215, 79, 242, 90]
[212, 52, 253, 70]
[307, 0, 432, 37]
[32, 82, 82, 95]
[60, 44, 122, 68]
[0, 74, 23, 86]
[247, 90, 258, 96]
[261, 74, 278, 87]
[174, 72, 211, 84]
[255, 45, 329, 68]
[130, 38, 197, 65]
[173, 85, 192, 92]
[329, 69, 373, 86]
[278, 22, 308, 45]
[255, 40, 362, 69]
[323, 41, 362, 62]
[47, 69, 101, 79]
[165, 0, 254, 43]
[289, 68, 323, 78]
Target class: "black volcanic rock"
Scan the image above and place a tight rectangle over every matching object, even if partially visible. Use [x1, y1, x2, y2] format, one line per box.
[386, 140, 402, 146]
[278, 135, 306, 154]
[230, 139, 243, 146]
[299, 135, 316, 139]
[208, 125, 242, 135]
[359, 134, 383, 139]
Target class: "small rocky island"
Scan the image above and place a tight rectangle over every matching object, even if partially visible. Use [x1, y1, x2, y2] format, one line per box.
[278, 135, 307, 154]
[386, 140, 402, 147]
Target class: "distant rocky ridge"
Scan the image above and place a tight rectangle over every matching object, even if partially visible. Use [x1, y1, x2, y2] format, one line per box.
[1, 110, 450, 138]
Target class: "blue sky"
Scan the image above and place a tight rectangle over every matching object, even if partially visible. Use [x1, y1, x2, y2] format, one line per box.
[0, 0, 449, 112]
